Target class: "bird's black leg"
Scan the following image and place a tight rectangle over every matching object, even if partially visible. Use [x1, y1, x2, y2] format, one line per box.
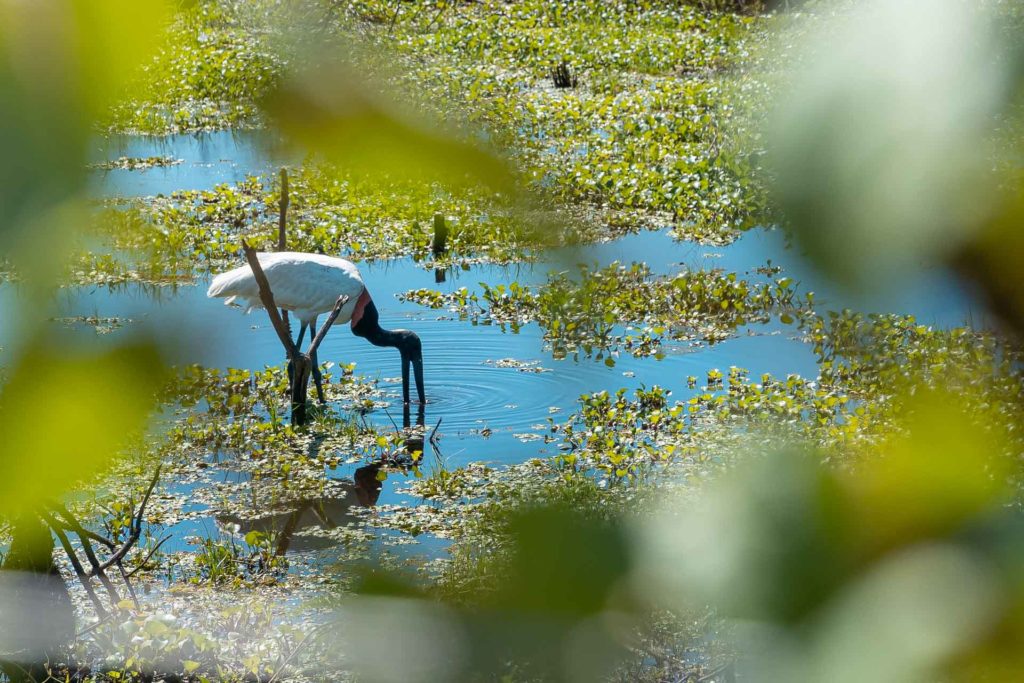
[310, 315, 325, 405]
[287, 322, 308, 393]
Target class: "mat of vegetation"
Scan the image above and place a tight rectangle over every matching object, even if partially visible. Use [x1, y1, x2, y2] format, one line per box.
[402, 261, 807, 359]
[66, 0, 775, 287]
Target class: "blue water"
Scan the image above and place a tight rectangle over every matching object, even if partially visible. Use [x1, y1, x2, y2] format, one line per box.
[90, 130, 294, 196]
[0, 131, 988, 559]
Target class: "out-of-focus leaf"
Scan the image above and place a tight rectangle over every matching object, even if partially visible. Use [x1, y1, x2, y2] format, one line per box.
[497, 505, 630, 617]
[0, 0, 173, 284]
[955, 172, 1024, 334]
[765, 0, 1010, 289]
[633, 388, 1020, 681]
[0, 570, 75, 660]
[0, 339, 165, 514]
[349, 502, 635, 682]
[325, 596, 467, 683]
[70, 0, 176, 117]
[265, 58, 517, 193]
[842, 390, 1011, 557]
[754, 544, 1001, 683]
[633, 449, 853, 623]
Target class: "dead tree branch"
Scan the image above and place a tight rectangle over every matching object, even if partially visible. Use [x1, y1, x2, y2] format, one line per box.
[242, 239, 299, 359]
[278, 169, 292, 341]
[46, 508, 122, 606]
[242, 238, 348, 423]
[90, 465, 161, 573]
[308, 295, 348, 358]
[42, 512, 109, 619]
[124, 534, 172, 580]
[41, 466, 163, 619]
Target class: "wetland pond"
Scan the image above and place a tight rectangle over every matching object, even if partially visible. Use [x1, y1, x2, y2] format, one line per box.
[4, 130, 985, 569]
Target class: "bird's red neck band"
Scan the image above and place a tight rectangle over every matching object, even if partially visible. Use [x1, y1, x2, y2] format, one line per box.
[350, 288, 372, 328]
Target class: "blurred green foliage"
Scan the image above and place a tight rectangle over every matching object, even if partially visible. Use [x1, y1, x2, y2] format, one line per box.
[0, 0, 176, 511]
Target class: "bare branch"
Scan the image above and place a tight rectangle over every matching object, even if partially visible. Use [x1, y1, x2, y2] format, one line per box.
[307, 295, 349, 358]
[41, 511, 108, 619]
[242, 239, 298, 359]
[278, 168, 292, 339]
[124, 534, 172, 580]
[48, 507, 121, 605]
[95, 465, 162, 573]
[46, 504, 115, 549]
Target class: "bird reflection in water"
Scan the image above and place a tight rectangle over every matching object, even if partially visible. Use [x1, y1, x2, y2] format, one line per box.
[217, 405, 430, 555]
[397, 402, 427, 462]
[216, 463, 384, 554]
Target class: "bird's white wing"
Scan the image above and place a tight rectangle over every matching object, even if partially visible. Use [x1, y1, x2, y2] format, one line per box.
[208, 252, 365, 324]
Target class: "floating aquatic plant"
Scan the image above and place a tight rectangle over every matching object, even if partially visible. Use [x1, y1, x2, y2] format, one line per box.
[402, 261, 807, 360]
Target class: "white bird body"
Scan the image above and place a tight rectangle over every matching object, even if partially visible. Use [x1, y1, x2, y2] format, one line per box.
[207, 252, 365, 325]
[208, 250, 425, 404]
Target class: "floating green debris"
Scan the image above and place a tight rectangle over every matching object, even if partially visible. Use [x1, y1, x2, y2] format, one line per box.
[89, 156, 183, 171]
[76, 164, 552, 285]
[51, 315, 134, 334]
[485, 358, 552, 373]
[349, 0, 770, 242]
[107, 1, 281, 134]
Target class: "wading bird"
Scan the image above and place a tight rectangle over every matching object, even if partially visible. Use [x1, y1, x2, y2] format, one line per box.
[207, 252, 425, 404]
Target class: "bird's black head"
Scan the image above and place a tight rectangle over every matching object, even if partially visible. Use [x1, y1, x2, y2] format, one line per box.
[352, 298, 425, 403]
[393, 330, 421, 361]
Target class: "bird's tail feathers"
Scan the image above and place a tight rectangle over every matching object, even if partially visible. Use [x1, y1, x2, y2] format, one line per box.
[207, 265, 250, 298]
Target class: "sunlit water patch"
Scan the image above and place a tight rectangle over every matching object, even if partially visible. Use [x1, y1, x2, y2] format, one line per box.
[90, 130, 294, 197]
[711, 229, 985, 329]
[2, 151, 990, 568]
[32, 250, 819, 453]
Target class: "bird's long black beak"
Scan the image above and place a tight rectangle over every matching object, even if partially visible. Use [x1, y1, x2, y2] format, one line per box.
[413, 355, 425, 404]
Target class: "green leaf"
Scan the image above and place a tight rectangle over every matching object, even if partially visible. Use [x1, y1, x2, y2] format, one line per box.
[0, 340, 164, 514]
[244, 531, 266, 547]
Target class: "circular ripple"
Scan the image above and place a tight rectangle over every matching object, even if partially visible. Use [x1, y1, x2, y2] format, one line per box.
[348, 318, 586, 434]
